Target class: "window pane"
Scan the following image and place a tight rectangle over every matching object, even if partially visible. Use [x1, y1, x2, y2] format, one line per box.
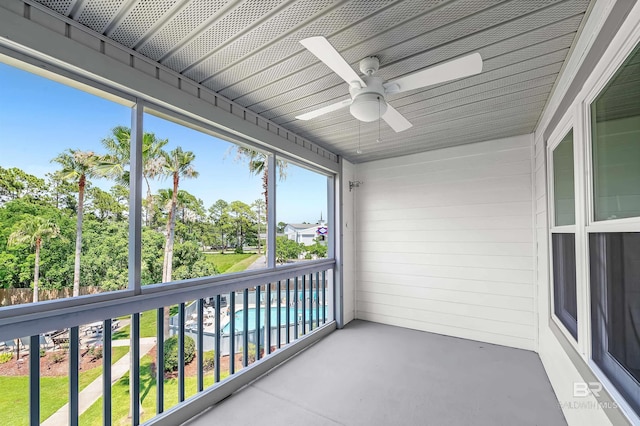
[0, 62, 130, 306]
[276, 162, 328, 265]
[590, 233, 640, 416]
[141, 111, 265, 285]
[591, 43, 640, 221]
[552, 233, 577, 339]
[553, 130, 575, 226]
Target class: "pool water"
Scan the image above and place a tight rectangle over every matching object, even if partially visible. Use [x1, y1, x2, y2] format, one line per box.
[221, 305, 325, 334]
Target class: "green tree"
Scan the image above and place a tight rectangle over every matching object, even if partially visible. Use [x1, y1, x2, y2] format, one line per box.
[81, 218, 128, 290]
[159, 147, 198, 338]
[87, 187, 125, 220]
[45, 171, 77, 210]
[252, 199, 266, 254]
[160, 148, 199, 283]
[209, 199, 232, 250]
[172, 241, 217, 280]
[306, 238, 328, 259]
[7, 216, 60, 302]
[275, 236, 304, 264]
[52, 149, 100, 297]
[277, 221, 286, 233]
[100, 126, 168, 225]
[0, 166, 47, 203]
[229, 201, 255, 250]
[235, 148, 287, 207]
[235, 148, 287, 258]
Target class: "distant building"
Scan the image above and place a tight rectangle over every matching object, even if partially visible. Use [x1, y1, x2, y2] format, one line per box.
[284, 217, 328, 246]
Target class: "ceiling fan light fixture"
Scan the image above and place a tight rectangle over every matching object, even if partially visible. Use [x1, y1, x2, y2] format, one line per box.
[350, 93, 387, 122]
[297, 36, 483, 133]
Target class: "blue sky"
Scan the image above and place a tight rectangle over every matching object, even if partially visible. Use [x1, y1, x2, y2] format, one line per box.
[0, 63, 327, 224]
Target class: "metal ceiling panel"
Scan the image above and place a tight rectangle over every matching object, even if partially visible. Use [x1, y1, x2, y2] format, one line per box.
[164, 0, 291, 74]
[231, 13, 581, 109]
[217, 0, 485, 100]
[137, 0, 235, 61]
[29, 0, 594, 163]
[181, 0, 338, 81]
[35, 0, 74, 15]
[108, 0, 180, 48]
[75, 0, 128, 34]
[253, 4, 584, 120]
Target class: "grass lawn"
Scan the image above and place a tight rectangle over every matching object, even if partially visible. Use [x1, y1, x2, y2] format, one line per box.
[0, 345, 129, 426]
[79, 354, 229, 425]
[204, 253, 260, 273]
[113, 310, 158, 340]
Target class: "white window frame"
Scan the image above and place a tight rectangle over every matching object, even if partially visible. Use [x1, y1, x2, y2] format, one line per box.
[547, 110, 583, 351]
[574, 7, 640, 422]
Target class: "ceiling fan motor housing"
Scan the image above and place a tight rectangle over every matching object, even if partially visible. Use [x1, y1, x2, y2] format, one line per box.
[349, 75, 387, 122]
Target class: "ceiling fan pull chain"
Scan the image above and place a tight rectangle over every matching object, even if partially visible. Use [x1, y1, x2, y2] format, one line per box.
[357, 119, 362, 154]
[377, 96, 382, 143]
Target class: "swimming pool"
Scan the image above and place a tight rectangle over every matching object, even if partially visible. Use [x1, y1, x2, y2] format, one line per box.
[221, 305, 325, 335]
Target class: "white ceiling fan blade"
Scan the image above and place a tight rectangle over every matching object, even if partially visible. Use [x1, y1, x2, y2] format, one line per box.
[384, 52, 482, 94]
[382, 105, 412, 132]
[300, 36, 366, 87]
[295, 98, 352, 121]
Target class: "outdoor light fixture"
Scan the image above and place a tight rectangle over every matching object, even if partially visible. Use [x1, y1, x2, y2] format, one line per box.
[349, 181, 362, 192]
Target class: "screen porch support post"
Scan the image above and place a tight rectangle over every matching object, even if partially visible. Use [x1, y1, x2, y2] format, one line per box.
[129, 100, 144, 424]
[129, 100, 143, 294]
[267, 154, 277, 269]
[328, 166, 342, 328]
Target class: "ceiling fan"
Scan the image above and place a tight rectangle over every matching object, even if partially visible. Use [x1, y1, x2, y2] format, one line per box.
[295, 36, 483, 132]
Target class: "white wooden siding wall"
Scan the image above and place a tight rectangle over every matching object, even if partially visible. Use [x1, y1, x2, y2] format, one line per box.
[355, 135, 536, 350]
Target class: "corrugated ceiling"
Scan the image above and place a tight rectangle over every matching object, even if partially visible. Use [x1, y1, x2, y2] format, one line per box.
[32, 0, 592, 163]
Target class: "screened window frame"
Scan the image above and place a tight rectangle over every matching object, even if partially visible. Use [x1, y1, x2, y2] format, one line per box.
[0, 52, 340, 319]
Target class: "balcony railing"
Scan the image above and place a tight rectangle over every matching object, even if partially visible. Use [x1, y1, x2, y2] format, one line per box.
[0, 259, 336, 426]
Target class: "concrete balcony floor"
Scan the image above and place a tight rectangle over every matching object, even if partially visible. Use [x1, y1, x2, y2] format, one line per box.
[188, 320, 565, 425]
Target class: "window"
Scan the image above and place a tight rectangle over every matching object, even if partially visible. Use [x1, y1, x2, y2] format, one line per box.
[0, 62, 131, 305]
[590, 233, 640, 415]
[552, 233, 577, 338]
[550, 127, 577, 340]
[553, 130, 575, 226]
[275, 161, 328, 265]
[591, 43, 640, 222]
[586, 40, 640, 418]
[140, 110, 265, 285]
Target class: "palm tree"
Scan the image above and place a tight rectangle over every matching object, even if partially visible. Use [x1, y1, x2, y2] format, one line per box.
[8, 216, 60, 303]
[235, 147, 287, 207]
[100, 126, 168, 225]
[252, 199, 266, 254]
[52, 149, 99, 297]
[160, 148, 199, 284]
[159, 148, 198, 338]
[236, 148, 287, 261]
